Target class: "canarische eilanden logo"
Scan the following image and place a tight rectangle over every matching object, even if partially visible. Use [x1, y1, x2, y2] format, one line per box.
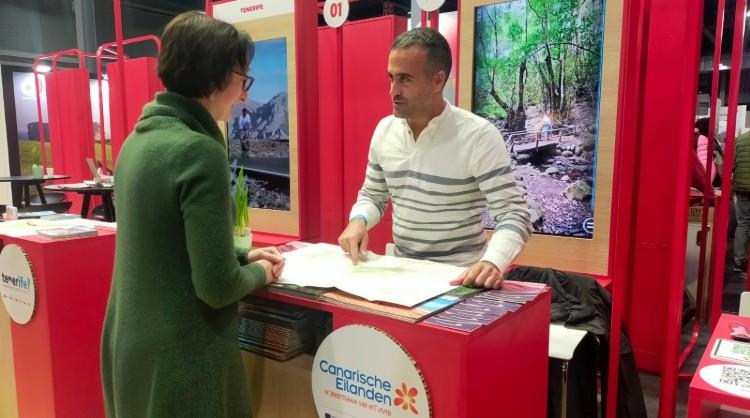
[394, 383, 419, 415]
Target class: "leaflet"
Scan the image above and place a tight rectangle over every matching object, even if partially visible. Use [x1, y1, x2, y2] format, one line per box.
[279, 243, 461, 307]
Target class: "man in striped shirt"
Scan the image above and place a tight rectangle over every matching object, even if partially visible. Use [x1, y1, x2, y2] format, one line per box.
[338, 27, 532, 289]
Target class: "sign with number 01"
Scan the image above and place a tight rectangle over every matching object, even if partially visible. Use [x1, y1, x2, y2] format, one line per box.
[416, 0, 445, 12]
[324, 0, 349, 28]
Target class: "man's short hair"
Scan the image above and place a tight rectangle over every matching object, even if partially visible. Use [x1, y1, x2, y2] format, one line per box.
[158, 11, 254, 98]
[391, 27, 452, 80]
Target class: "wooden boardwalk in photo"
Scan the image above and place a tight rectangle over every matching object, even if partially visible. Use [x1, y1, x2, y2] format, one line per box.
[505, 126, 580, 154]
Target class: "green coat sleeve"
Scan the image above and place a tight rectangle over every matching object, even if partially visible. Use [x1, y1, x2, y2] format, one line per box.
[175, 137, 266, 308]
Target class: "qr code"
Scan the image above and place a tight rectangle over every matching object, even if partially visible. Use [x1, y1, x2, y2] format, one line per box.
[720, 365, 750, 388]
[732, 343, 750, 356]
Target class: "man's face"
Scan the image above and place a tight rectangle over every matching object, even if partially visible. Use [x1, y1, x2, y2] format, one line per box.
[387, 47, 442, 119]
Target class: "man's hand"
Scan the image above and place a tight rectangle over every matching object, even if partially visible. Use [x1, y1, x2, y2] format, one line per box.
[337, 219, 369, 265]
[449, 261, 504, 289]
[247, 247, 285, 284]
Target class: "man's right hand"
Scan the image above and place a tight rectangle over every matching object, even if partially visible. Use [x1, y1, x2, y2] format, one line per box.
[338, 219, 369, 265]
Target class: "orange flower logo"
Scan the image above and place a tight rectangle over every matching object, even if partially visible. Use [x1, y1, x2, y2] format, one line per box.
[394, 383, 419, 415]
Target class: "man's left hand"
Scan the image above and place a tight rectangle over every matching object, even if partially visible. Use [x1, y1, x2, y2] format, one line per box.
[449, 261, 504, 289]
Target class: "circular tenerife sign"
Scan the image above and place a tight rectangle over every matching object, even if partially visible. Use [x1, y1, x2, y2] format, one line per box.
[312, 325, 431, 418]
[0, 244, 36, 324]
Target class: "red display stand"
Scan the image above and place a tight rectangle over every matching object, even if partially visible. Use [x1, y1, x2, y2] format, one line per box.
[688, 314, 750, 417]
[106, 56, 163, 166]
[0, 231, 115, 418]
[260, 288, 551, 418]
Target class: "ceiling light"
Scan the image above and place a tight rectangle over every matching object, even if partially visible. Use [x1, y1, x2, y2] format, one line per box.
[35, 64, 51, 73]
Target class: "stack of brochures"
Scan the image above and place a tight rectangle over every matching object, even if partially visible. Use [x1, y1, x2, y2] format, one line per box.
[18, 211, 56, 219]
[422, 281, 547, 333]
[266, 283, 330, 300]
[321, 286, 482, 323]
[238, 296, 329, 361]
[36, 225, 98, 240]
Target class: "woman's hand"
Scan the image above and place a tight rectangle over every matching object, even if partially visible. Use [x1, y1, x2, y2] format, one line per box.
[247, 247, 285, 284]
[247, 247, 283, 263]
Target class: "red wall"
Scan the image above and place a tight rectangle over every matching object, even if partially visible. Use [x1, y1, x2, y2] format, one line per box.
[614, 0, 704, 374]
[318, 27, 345, 244]
[341, 16, 407, 253]
[317, 15, 407, 251]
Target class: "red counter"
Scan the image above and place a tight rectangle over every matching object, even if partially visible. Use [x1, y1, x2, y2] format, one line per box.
[0, 231, 115, 418]
[259, 288, 551, 418]
[0, 228, 548, 418]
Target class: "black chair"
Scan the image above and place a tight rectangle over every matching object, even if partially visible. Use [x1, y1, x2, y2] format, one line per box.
[28, 192, 72, 214]
[91, 205, 106, 221]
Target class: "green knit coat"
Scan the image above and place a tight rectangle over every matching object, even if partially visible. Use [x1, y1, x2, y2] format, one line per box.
[735, 131, 750, 193]
[101, 92, 266, 418]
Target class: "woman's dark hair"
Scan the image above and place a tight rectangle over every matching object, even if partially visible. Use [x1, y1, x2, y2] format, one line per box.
[158, 11, 254, 98]
[695, 117, 710, 137]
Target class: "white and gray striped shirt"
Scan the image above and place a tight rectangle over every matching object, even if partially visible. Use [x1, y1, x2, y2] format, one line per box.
[350, 100, 532, 270]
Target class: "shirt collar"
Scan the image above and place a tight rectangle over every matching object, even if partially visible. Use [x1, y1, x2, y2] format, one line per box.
[399, 98, 452, 130]
[428, 99, 452, 127]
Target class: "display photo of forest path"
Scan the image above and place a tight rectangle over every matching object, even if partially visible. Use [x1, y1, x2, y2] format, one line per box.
[473, 0, 604, 238]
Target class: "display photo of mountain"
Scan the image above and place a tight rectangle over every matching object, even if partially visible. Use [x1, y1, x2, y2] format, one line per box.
[229, 37, 291, 211]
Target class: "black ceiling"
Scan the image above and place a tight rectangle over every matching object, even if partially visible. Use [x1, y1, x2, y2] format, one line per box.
[701, 0, 750, 58]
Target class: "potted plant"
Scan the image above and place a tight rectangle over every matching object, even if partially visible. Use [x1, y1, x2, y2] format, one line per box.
[30, 146, 43, 179]
[233, 169, 252, 250]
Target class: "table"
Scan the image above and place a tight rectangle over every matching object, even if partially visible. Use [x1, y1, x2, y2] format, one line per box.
[0, 175, 70, 208]
[549, 324, 590, 418]
[688, 313, 750, 417]
[45, 184, 115, 222]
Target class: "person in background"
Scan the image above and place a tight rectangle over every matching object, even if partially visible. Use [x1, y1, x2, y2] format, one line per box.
[541, 113, 553, 140]
[101, 12, 283, 418]
[694, 117, 717, 185]
[239, 107, 252, 155]
[733, 130, 750, 276]
[338, 27, 532, 290]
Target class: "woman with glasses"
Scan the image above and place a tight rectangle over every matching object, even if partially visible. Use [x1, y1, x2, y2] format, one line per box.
[100, 11, 285, 418]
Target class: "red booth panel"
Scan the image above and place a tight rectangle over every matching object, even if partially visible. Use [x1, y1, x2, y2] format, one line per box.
[342, 16, 407, 254]
[107, 57, 163, 166]
[318, 27, 345, 245]
[45, 68, 96, 214]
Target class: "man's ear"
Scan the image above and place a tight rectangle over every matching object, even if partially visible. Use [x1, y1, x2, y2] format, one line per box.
[434, 70, 448, 92]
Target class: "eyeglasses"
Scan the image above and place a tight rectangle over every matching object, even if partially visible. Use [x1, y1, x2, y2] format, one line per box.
[233, 71, 255, 92]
